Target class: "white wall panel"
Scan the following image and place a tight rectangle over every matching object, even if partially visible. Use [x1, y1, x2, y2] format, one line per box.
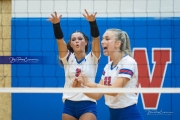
[12, 0, 180, 17]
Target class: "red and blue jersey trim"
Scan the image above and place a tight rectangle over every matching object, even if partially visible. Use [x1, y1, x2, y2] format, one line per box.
[66, 51, 71, 62]
[119, 68, 134, 76]
[102, 70, 105, 75]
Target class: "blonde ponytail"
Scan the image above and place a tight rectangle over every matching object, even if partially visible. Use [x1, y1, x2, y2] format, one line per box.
[106, 29, 132, 57]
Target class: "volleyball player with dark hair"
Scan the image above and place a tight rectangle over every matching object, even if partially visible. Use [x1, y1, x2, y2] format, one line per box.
[74, 29, 144, 120]
[48, 9, 100, 120]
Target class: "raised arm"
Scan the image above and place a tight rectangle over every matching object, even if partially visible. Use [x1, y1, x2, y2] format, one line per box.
[48, 11, 68, 58]
[82, 9, 100, 58]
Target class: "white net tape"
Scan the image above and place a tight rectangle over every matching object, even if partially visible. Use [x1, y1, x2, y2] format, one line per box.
[0, 87, 180, 93]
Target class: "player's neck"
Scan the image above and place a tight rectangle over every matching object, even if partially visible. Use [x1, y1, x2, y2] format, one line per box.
[74, 52, 86, 61]
[111, 52, 124, 67]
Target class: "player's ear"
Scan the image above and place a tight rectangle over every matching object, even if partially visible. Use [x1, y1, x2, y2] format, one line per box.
[85, 40, 88, 46]
[115, 40, 121, 48]
[69, 41, 73, 48]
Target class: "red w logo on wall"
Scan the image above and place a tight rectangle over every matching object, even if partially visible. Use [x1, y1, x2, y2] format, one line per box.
[133, 48, 171, 109]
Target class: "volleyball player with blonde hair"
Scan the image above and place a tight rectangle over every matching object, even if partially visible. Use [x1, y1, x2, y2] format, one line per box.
[48, 9, 100, 120]
[73, 29, 144, 120]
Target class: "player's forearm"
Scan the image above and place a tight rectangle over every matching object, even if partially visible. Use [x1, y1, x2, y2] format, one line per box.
[53, 23, 68, 58]
[57, 40, 68, 58]
[95, 84, 119, 97]
[104, 93, 118, 96]
[84, 81, 119, 97]
[84, 93, 103, 100]
[92, 37, 101, 58]
[89, 20, 100, 58]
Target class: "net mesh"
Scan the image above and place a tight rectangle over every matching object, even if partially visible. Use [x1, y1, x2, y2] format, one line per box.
[1, 0, 180, 120]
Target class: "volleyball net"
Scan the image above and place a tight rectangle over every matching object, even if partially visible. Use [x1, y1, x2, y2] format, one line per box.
[1, 1, 180, 120]
[0, 0, 180, 93]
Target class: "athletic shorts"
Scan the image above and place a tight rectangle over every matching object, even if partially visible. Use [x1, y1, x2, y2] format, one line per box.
[109, 104, 144, 120]
[63, 99, 97, 119]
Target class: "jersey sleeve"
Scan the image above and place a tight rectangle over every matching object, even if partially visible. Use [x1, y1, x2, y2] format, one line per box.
[101, 69, 106, 80]
[100, 63, 109, 80]
[59, 51, 72, 67]
[88, 51, 101, 64]
[118, 59, 137, 79]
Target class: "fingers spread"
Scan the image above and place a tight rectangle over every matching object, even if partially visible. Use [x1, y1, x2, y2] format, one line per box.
[54, 11, 57, 17]
[47, 18, 52, 22]
[94, 12, 97, 17]
[84, 9, 89, 16]
[51, 14, 55, 18]
[82, 14, 87, 19]
[59, 15, 62, 19]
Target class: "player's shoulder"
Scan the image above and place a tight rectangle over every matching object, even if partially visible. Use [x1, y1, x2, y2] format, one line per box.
[85, 51, 93, 58]
[107, 61, 113, 65]
[85, 51, 99, 62]
[104, 61, 113, 69]
[122, 55, 137, 64]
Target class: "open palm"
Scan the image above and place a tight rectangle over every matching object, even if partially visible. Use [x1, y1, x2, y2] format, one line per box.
[82, 9, 97, 22]
[47, 11, 62, 24]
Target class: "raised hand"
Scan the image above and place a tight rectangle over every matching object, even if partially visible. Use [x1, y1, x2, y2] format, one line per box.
[47, 11, 62, 24]
[82, 9, 97, 22]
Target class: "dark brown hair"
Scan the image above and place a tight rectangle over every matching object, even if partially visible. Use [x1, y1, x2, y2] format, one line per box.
[67, 31, 89, 53]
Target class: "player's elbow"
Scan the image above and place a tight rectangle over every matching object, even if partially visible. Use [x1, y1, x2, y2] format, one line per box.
[93, 95, 102, 100]
[111, 93, 118, 97]
[105, 93, 118, 97]
[85, 93, 103, 100]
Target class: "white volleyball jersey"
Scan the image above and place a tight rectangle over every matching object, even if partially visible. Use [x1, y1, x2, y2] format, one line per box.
[101, 55, 138, 109]
[60, 51, 100, 102]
